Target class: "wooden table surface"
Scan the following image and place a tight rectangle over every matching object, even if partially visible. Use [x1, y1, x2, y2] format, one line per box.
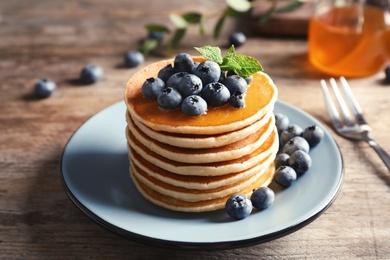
[1, 1, 390, 259]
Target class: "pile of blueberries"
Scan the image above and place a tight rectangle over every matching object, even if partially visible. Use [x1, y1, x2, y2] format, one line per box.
[225, 113, 325, 220]
[141, 53, 252, 116]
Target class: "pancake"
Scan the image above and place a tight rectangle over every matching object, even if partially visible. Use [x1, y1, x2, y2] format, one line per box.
[126, 113, 275, 163]
[126, 111, 273, 149]
[126, 126, 279, 176]
[130, 163, 276, 212]
[124, 57, 278, 135]
[128, 146, 277, 190]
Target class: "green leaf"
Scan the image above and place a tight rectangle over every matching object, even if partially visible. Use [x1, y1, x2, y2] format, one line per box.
[232, 54, 263, 78]
[198, 15, 205, 36]
[182, 12, 202, 23]
[213, 14, 226, 40]
[226, 0, 251, 12]
[258, 4, 277, 25]
[145, 24, 170, 33]
[169, 14, 188, 29]
[139, 38, 159, 56]
[169, 28, 186, 49]
[275, 0, 305, 13]
[194, 45, 223, 64]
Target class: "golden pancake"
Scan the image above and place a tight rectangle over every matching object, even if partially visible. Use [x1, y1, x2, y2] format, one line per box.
[126, 126, 278, 176]
[130, 163, 275, 212]
[124, 57, 278, 135]
[128, 146, 277, 190]
[126, 114, 275, 164]
[126, 111, 272, 149]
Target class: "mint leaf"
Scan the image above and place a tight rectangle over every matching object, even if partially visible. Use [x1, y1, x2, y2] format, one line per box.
[194, 45, 223, 64]
[233, 54, 263, 78]
[195, 45, 263, 78]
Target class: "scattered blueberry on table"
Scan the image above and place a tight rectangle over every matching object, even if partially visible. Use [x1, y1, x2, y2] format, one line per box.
[80, 64, 104, 84]
[34, 78, 57, 98]
[124, 50, 145, 68]
[229, 32, 246, 48]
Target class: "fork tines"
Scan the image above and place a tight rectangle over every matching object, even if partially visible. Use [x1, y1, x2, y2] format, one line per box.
[320, 77, 366, 128]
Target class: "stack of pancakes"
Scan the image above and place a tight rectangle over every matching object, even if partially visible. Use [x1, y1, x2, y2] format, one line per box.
[124, 57, 278, 212]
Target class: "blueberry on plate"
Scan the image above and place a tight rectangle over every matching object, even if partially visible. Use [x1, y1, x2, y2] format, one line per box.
[167, 72, 188, 90]
[157, 87, 183, 110]
[281, 124, 304, 143]
[275, 113, 289, 133]
[250, 186, 275, 210]
[34, 78, 57, 98]
[181, 95, 207, 116]
[274, 166, 297, 187]
[158, 64, 176, 83]
[142, 77, 165, 100]
[288, 150, 312, 175]
[275, 153, 290, 169]
[80, 64, 104, 84]
[229, 92, 246, 108]
[282, 136, 310, 155]
[178, 74, 203, 97]
[124, 50, 145, 68]
[174, 53, 194, 73]
[303, 125, 324, 148]
[201, 82, 230, 107]
[229, 32, 246, 48]
[225, 194, 252, 220]
[194, 60, 221, 86]
[222, 75, 248, 94]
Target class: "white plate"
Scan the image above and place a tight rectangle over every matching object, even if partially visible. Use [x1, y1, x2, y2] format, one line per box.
[61, 100, 343, 250]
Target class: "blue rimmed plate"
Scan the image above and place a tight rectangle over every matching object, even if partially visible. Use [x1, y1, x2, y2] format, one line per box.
[61, 100, 343, 250]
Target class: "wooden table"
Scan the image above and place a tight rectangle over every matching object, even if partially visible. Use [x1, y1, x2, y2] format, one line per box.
[1, 1, 390, 259]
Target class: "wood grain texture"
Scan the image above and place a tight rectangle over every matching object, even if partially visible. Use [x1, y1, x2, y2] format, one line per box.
[1, 1, 390, 259]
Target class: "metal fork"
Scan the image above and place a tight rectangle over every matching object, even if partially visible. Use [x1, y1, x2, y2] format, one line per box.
[321, 77, 390, 171]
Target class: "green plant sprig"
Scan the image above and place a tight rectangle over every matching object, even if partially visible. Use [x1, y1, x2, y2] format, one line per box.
[139, 0, 306, 56]
[194, 45, 263, 78]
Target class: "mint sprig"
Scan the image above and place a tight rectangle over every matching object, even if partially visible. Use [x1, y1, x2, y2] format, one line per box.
[194, 45, 263, 78]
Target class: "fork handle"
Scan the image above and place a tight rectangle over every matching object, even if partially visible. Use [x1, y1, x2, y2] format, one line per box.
[367, 139, 390, 171]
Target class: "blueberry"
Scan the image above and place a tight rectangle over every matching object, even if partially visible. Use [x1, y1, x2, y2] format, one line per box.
[225, 194, 252, 220]
[250, 187, 275, 210]
[222, 75, 248, 94]
[275, 113, 289, 133]
[229, 92, 246, 108]
[274, 166, 297, 187]
[201, 82, 230, 107]
[281, 124, 303, 143]
[124, 50, 144, 68]
[142, 77, 165, 100]
[157, 87, 183, 110]
[385, 65, 390, 83]
[147, 30, 164, 40]
[226, 71, 252, 84]
[178, 74, 203, 97]
[192, 62, 200, 74]
[194, 60, 221, 86]
[181, 95, 208, 116]
[288, 150, 312, 175]
[275, 153, 290, 169]
[34, 78, 56, 98]
[282, 136, 310, 155]
[229, 32, 246, 48]
[158, 64, 176, 83]
[303, 125, 324, 148]
[80, 64, 104, 84]
[174, 53, 194, 73]
[167, 72, 188, 90]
